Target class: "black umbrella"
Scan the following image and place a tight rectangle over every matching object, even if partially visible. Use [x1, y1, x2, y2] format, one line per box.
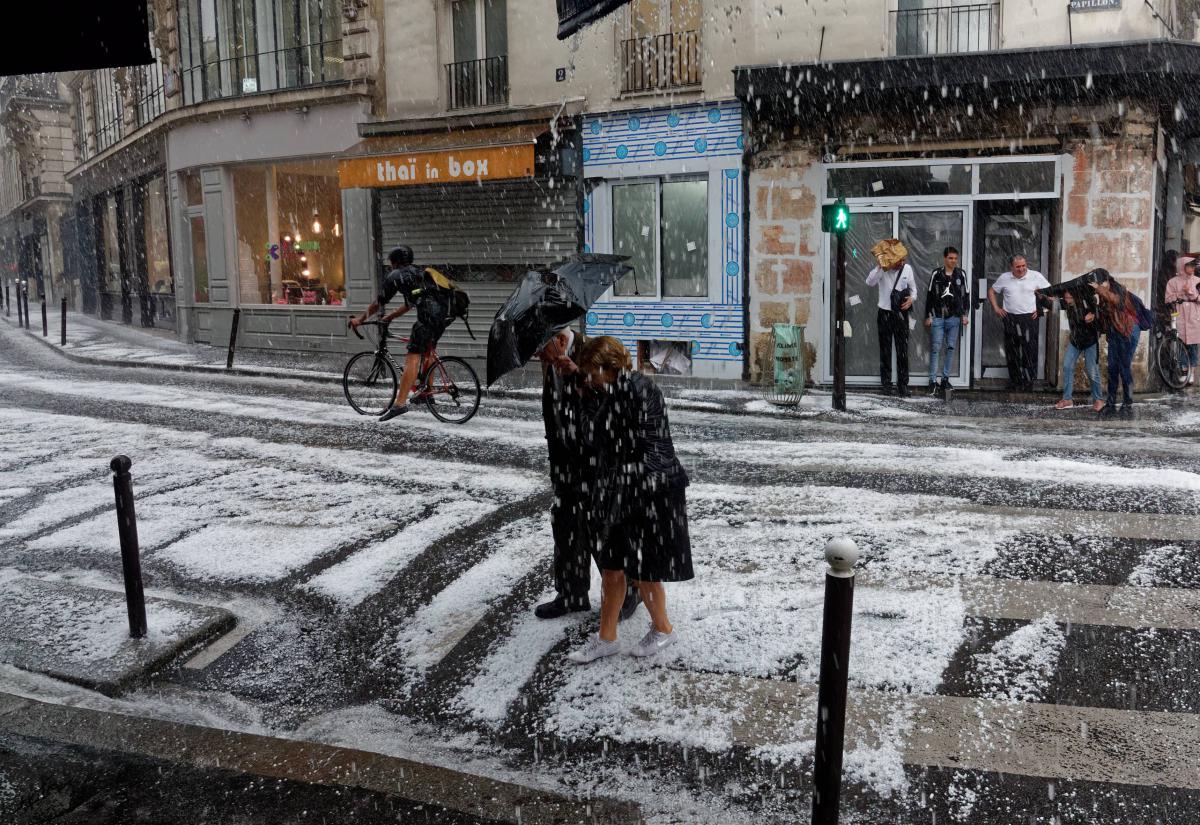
[486, 254, 631, 386]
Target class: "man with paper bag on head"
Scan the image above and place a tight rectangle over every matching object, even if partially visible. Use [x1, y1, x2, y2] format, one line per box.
[866, 238, 917, 397]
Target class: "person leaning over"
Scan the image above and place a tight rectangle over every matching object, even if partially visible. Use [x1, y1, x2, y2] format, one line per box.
[923, 245, 970, 397]
[988, 255, 1050, 391]
[1051, 288, 1103, 411]
[866, 239, 918, 397]
[1090, 271, 1138, 418]
[567, 337, 693, 664]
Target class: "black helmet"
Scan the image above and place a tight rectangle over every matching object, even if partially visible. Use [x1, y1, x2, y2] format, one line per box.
[387, 246, 414, 267]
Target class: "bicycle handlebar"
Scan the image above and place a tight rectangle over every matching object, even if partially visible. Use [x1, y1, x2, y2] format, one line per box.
[350, 318, 390, 341]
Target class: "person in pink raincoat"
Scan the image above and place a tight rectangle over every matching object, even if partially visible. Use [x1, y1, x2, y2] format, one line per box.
[1165, 256, 1200, 384]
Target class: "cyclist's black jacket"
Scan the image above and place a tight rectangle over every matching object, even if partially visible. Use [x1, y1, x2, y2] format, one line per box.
[378, 265, 449, 311]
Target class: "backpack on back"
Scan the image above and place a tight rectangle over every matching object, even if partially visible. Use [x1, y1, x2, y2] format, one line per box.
[425, 267, 476, 339]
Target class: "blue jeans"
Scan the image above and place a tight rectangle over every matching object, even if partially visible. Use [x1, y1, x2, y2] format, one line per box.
[1130, 325, 1141, 354]
[1106, 332, 1134, 407]
[1184, 343, 1200, 368]
[929, 316, 961, 383]
[1062, 341, 1101, 403]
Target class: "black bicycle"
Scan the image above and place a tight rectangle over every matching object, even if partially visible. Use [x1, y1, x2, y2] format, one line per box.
[1155, 299, 1193, 391]
[343, 320, 481, 424]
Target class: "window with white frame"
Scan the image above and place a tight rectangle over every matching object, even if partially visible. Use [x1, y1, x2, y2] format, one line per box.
[611, 177, 708, 298]
[447, 0, 508, 109]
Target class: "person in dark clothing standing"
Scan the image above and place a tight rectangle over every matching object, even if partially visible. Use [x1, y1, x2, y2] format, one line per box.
[923, 246, 970, 397]
[534, 330, 640, 621]
[350, 246, 453, 422]
[567, 337, 693, 664]
[866, 238, 917, 397]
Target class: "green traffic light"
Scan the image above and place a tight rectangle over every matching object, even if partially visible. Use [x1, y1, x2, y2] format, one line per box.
[834, 208, 849, 232]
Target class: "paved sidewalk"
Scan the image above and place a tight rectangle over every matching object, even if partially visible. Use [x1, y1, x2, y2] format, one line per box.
[3, 312, 1191, 425]
[0, 577, 234, 696]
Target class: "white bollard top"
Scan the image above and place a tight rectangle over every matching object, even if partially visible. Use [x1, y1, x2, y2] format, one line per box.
[825, 537, 859, 578]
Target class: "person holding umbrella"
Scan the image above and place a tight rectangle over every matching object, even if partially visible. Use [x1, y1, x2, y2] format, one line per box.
[533, 328, 639, 620]
[567, 336, 693, 663]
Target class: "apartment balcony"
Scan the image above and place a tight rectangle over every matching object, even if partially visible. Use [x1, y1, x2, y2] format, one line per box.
[445, 55, 509, 111]
[620, 30, 701, 94]
[892, 3, 1000, 56]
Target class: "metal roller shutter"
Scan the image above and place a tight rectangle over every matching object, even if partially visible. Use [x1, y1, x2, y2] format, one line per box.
[379, 179, 577, 269]
[378, 179, 578, 363]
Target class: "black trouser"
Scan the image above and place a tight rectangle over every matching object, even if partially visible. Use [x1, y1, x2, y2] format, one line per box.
[1002, 314, 1039, 389]
[551, 480, 592, 605]
[877, 308, 909, 389]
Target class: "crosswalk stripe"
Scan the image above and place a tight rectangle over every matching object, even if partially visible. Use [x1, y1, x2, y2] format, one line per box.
[685, 673, 1200, 790]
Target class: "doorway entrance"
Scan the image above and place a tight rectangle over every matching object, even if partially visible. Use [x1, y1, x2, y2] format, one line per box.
[824, 205, 970, 387]
[971, 200, 1053, 383]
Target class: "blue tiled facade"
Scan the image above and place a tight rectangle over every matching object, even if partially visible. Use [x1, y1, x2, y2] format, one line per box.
[582, 100, 746, 379]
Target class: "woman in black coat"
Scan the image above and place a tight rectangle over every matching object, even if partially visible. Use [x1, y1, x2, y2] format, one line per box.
[567, 336, 694, 664]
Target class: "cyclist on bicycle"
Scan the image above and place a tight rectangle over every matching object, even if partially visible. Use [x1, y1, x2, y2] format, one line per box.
[349, 245, 452, 421]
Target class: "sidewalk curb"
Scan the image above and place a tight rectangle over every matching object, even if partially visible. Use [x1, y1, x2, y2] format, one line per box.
[0, 691, 644, 824]
[8, 319, 772, 418]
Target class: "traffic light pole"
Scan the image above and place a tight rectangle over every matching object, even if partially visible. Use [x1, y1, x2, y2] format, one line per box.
[832, 230, 847, 412]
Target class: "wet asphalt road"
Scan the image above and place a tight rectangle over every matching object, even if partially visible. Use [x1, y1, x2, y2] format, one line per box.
[3, 320, 1200, 824]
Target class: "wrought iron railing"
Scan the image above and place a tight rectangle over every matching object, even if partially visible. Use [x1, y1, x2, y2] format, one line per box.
[620, 30, 701, 94]
[92, 68, 125, 153]
[892, 3, 999, 56]
[445, 55, 509, 110]
[131, 62, 166, 128]
[179, 39, 344, 105]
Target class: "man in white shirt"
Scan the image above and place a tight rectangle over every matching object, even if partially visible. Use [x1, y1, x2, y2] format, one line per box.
[988, 255, 1051, 391]
[866, 254, 918, 396]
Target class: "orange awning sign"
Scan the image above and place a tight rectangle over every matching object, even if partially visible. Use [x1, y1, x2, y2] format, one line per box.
[339, 144, 535, 189]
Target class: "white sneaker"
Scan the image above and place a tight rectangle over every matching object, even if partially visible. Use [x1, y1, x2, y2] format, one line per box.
[630, 625, 677, 658]
[567, 633, 620, 664]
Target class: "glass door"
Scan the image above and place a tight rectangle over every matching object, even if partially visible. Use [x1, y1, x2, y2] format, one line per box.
[826, 208, 894, 383]
[825, 205, 970, 386]
[898, 207, 969, 387]
[972, 203, 1051, 381]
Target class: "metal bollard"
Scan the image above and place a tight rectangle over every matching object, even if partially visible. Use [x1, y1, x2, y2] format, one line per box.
[41, 298, 47, 337]
[811, 537, 859, 825]
[110, 455, 148, 639]
[3, 280, 8, 316]
[15, 283, 23, 327]
[60, 296, 67, 345]
[22, 283, 30, 330]
[225, 307, 241, 370]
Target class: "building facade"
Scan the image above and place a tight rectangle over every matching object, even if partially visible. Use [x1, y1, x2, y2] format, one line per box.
[10, 0, 1200, 393]
[737, 0, 1200, 392]
[0, 74, 76, 312]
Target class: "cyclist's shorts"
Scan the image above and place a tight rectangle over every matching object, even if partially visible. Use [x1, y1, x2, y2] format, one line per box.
[408, 298, 450, 354]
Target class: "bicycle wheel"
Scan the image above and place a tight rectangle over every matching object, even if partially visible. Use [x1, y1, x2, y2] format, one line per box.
[424, 356, 481, 424]
[1157, 336, 1190, 391]
[343, 351, 399, 416]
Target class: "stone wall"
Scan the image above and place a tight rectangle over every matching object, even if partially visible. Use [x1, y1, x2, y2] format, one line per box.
[747, 148, 823, 382]
[1060, 115, 1159, 389]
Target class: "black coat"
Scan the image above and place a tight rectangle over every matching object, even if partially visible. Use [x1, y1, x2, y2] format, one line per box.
[581, 372, 687, 530]
[542, 342, 583, 486]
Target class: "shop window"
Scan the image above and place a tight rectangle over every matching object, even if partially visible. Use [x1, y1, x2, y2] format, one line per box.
[190, 216, 209, 303]
[184, 171, 204, 206]
[143, 178, 173, 296]
[101, 195, 122, 295]
[977, 162, 1056, 197]
[612, 177, 708, 298]
[178, 0, 342, 105]
[232, 159, 345, 306]
[827, 164, 973, 199]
